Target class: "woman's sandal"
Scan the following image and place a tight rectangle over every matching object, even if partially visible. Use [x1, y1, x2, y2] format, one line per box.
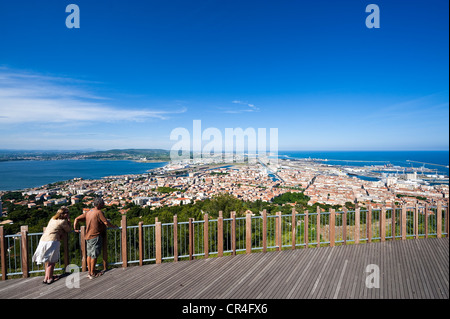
[88, 271, 103, 279]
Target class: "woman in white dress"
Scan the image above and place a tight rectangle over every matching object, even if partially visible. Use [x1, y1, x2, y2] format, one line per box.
[32, 207, 71, 284]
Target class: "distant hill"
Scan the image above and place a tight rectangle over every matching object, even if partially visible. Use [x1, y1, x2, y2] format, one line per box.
[84, 149, 171, 161]
[0, 149, 171, 162]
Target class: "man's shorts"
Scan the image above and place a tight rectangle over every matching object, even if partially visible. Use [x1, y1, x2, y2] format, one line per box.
[86, 236, 102, 258]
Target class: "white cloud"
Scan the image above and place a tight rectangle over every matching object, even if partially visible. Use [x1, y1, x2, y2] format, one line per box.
[0, 68, 187, 124]
[224, 100, 260, 114]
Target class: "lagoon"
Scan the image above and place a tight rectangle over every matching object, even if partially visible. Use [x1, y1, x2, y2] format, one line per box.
[0, 160, 167, 191]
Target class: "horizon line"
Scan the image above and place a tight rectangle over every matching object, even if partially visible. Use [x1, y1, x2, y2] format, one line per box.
[1, 148, 449, 152]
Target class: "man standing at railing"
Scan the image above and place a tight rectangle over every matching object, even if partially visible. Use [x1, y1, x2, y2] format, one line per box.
[74, 197, 118, 279]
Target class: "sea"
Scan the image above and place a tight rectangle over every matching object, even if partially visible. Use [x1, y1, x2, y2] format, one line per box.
[278, 151, 449, 182]
[0, 151, 448, 191]
[0, 160, 167, 191]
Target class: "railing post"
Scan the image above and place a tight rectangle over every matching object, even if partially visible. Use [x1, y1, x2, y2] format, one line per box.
[231, 212, 236, 256]
[446, 205, 449, 238]
[316, 207, 321, 246]
[155, 221, 162, 264]
[381, 207, 386, 242]
[204, 214, 209, 259]
[355, 207, 360, 245]
[401, 205, 407, 240]
[20, 226, 29, 278]
[437, 202, 442, 238]
[304, 210, 309, 248]
[1, 226, 7, 280]
[342, 207, 347, 245]
[62, 232, 69, 272]
[218, 211, 223, 257]
[138, 221, 143, 266]
[329, 209, 335, 247]
[367, 205, 372, 243]
[276, 212, 282, 251]
[291, 208, 296, 250]
[246, 213, 252, 254]
[262, 209, 267, 253]
[121, 215, 127, 268]
[424, 204, 429, 239]
[189, 218, 194, 260]
[80, 226, 87, 272]
[102, 230, 108, 272]
[414, 204, 419, 239]
[173, 215, 178, 262]
[391, 204, 396, 240]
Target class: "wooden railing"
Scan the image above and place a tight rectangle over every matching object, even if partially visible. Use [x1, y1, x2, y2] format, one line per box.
[1, 202, 448, 280]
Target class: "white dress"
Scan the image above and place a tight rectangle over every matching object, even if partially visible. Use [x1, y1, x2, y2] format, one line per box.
[32, 240, 61, 265]
[32, 218, 70, 265]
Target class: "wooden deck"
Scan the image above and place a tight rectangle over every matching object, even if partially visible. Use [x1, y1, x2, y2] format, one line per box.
[0, 238, 448, 299]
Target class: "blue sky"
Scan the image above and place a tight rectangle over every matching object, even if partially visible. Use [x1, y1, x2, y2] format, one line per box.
[0, 0, 448, 151]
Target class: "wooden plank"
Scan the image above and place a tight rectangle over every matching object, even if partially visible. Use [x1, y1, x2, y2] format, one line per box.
[424, 204, 429, 239]
[260, 251, 299, 298]
[284, 245, 323, 298]
[307, 248, 336, 298]
[404, 240, 428, 298]
[290, 245, 331, 298]
[0, 238, 449, 299]
[246, 213, 252, 254]
[419, 238, 448, 298]
[260, 250, 298, 299]
[381, 207, 386, 242]
[330, 245, 352, 298]
[386, 239, 400, 298]
[342, 245, 361, 298]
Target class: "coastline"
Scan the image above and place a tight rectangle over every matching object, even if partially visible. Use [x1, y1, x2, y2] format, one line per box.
[1, 150, 449, 193]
